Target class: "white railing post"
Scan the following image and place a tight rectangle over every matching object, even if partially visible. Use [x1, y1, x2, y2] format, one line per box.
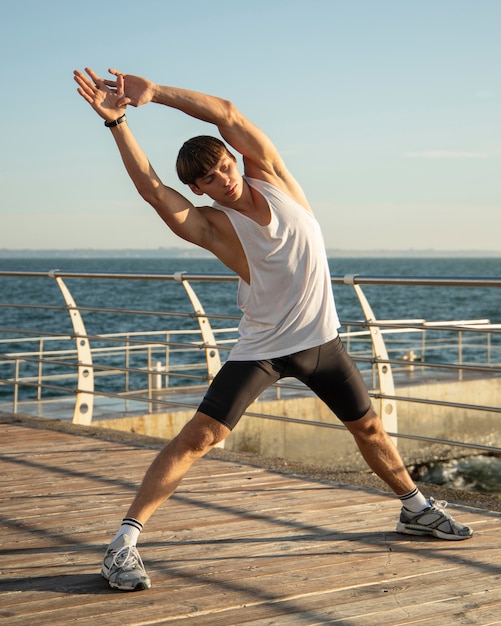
[37, 338, 44, 401]
[13, 359, 20, 413]
[50, 271, 94, 425]
[147, 344, 153, 407]
[458, 330, 463, 381]
[343, 275, 398, 444]
[164, 332, 170, 388]
[174, 273, 222, 381]
[153, 362, 163, 390]
[174, 272, 223, 447]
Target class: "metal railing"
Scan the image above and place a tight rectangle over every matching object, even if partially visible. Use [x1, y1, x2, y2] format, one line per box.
[1, 269, 501, 456]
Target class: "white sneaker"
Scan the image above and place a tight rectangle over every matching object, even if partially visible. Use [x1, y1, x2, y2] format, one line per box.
[396, 498, 473, 541]
[101, 534, 152, 591]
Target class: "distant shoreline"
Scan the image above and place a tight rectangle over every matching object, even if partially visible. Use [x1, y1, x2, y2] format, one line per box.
[1, 248, 500, 259]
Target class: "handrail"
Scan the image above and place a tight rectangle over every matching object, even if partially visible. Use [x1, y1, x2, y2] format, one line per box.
[2, 268, 501, 288]
[1, 269, 500, 461]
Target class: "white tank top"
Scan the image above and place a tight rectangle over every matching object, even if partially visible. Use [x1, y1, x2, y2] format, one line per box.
[212, 177, 340, 360]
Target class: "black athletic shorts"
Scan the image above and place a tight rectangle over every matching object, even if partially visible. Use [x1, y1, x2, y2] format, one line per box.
[197, 336, 371, 430]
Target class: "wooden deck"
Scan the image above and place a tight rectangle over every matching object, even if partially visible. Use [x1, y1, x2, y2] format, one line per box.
[1, 418, 500, 626]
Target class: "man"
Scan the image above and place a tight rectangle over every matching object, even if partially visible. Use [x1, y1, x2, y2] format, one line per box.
[74, 67, 473, 592]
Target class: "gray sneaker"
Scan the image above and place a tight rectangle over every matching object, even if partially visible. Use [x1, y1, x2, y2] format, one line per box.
[101, 534, 152, 591]
[396, 497, 473, 541]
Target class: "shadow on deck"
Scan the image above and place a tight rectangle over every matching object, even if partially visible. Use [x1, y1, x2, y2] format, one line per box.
[1, 415, 500, 626]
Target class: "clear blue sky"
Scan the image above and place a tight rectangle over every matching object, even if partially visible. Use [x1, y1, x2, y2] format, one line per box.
[1, 0, 499, 252]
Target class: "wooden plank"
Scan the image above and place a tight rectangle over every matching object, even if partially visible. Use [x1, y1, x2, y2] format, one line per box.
[1, 420, 500, 626]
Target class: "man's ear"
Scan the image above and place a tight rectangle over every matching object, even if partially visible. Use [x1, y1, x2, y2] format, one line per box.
[189, 183, 204, 196]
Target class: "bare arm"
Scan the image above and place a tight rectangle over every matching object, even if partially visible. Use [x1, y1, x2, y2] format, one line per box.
[106, 68, 278, 169]
[105, 69, 309, 206]
[73, 68, 215, 248]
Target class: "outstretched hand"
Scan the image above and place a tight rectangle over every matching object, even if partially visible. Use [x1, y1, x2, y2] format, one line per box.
[74, 67, 126, 122]
[104, 68, 156, 108]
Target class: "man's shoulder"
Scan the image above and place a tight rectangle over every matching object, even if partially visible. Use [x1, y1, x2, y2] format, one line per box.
[245, 175, 313, 214]
[244, 174, 289, 197]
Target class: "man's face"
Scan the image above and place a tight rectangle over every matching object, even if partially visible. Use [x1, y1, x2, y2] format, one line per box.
[190, 155, 242, 205]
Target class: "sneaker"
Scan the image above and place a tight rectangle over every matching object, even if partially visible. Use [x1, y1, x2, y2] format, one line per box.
[396, 497, 473, 541]
[101, 534, 152, 591]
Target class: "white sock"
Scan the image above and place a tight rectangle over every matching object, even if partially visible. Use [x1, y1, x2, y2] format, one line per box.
[111, 517, 143, 546]
[399, 487, 429, 513]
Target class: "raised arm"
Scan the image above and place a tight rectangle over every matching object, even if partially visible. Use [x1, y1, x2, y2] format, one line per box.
[73, 68, 215, 248]
[105, 69, 306, 200]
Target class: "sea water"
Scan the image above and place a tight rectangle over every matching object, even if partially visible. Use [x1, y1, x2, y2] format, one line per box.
[2, 255, 500, 328]
[1, 255, 500, 390]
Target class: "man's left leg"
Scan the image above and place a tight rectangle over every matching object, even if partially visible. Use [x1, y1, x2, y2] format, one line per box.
[344, 407, 473, 540]
[303, 337, 473, 541]
[343, 406, 415, 495]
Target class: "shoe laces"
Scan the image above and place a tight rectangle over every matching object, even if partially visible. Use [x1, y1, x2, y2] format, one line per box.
[428, 498, 463, 528]
[429, 498, 450, 514]
[112, 544, 142, 572]
[430, 497, 447, 507]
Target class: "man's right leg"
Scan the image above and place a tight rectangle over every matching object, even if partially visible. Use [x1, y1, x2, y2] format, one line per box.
[101, 412, 231, 591]
[127, 412, 231, 524]
[102, 359, 280, 591]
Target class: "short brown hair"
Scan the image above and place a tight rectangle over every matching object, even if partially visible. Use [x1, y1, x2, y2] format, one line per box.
[176, 136, 234, 185]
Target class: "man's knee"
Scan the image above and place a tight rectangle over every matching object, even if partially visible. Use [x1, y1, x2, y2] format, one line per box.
[175, 411, 230, 456]
[343, 406, 383, 439]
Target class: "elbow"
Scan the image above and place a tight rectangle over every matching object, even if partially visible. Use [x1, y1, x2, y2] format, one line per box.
[220, 99, 240, 125]
[136, 180, 161, 206]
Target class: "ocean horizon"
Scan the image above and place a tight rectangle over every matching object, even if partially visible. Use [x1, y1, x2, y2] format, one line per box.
[1, 247, 501, 259]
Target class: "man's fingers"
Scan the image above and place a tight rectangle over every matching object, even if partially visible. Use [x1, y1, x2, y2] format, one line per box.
[74, 70, 104, 106]
[84, 67, 102, 86]
[116, 73, 124, 96]
[85, 67, 99, 78]
[104, 70, 123, 90]
[73, 69, 89, 85]
[74, 72, 91, 92]
[76, 87, 94, 105]
[74, 72, 93, 91]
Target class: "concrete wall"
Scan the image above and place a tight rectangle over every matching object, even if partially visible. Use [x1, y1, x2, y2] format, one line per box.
[94, 377, 501, 471]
